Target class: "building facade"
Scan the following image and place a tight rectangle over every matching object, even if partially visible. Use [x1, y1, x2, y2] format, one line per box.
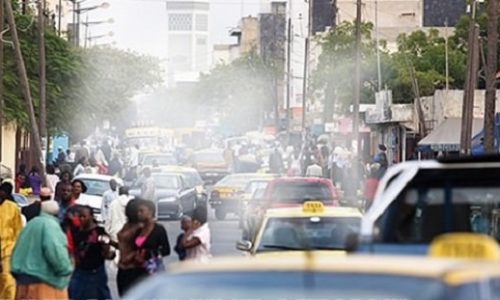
[166, 0, 211, 82]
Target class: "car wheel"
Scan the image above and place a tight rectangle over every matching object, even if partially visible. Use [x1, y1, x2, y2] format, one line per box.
[215, 208, 226, 221]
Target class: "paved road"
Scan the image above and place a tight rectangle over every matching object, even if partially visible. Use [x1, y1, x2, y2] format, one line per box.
[108, 210, 242, 299]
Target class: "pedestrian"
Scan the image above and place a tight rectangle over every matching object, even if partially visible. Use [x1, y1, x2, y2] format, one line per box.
[129, 144, 140, 174]
[71, 179, 87, 203]
[106, 186, 132, 243]
[269, 147, 284, 174]
[108, 151, 123, 177]
[15, 164, 27, 193]
[116, 199, 142, 296]
[140, 168, 156, 201]
[174, 216, 192, 261]
[133, 200, 170, 275]
[68, 206, 115, 300]
[73, 157, 87, 177]
[54, 171, 72, 202]
[363, 163, 381, 210]
[58, 182, 79, 224]
[181, 205, 211, 262]
[94, 146, 108, 175]
[0, 182, 16, 203]
[10, 199, 73, 300]
[101, 179, 119, 223]
[66, 149, 75, 164]
[287, 148, 302, 177]
[28, 166, 42, 196]
[55, 147, 67, 167]
[21, 187, 52, 222]
[305, 159, 323, 178]
[0, 187, 23, 300]
[45, 164, 59, 199]
[86, 158, 99, 174]
[74, 141, 90, 163]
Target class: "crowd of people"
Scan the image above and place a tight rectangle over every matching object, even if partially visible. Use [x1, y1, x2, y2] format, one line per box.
[0, 140, 212, 300]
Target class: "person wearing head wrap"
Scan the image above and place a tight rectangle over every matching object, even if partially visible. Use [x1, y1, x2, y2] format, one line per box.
[10, 199, 73, 300]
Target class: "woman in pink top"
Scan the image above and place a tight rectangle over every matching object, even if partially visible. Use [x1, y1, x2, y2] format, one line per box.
[182, 206, 212, 261]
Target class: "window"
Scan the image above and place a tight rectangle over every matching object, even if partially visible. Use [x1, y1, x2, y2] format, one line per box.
[271, 182, 333, 203]
[195, 14, 208, 31]
[168, 14, 192, 31]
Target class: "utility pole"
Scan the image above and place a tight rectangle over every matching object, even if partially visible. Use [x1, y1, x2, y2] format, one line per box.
[460, 0, 479, 154]
[352, 0, 361, 151]
[374, 0, 382, 91]
[4, 0, 46, 179]
[0, 0, 4, 163]
[38, 0, 47, 164]
[286, 17, 292, 138]
[301, 0, 313, 131]
[483, 0, 498, 153]
[58, 0, 62, 36]
[444, 18, 449, 92]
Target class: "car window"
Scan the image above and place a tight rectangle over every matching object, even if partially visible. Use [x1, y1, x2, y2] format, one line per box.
[245, 181, 269, 194]
[129, 273, 445, 300]
[153, 174, 181, 189]
[257, 217, 360, 251]
[216, 176, 251, 189]
[271, 182, 332, 203]
[81, 179, 109, 196]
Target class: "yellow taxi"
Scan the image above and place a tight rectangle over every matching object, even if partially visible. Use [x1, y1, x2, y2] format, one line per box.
[237, 201, 362, 255]
[126, 234, 500, 300]
[210, 173, 278, 220]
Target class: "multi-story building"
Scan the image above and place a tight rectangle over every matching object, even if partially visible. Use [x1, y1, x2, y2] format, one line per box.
[46, 0, 71, 36]
[166, 0, 211, 83]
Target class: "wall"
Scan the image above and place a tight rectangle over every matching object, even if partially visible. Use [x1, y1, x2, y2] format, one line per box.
[240, 17, 260, 54]
[1, 123, 17, 179]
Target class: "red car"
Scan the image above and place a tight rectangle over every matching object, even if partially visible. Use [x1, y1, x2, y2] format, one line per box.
[262, 177, 339, 208]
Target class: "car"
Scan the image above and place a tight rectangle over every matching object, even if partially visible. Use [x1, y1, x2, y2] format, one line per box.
[130, 172, 197, 219]
[155, 166, 207, 206]
[190, 149, 228, 184]
[125, 234, 500, 300]
[262, 177, 340, 209]
[73, 174, 124, 223]
[140, 153, 177, 169]
[210, 173, 278, 220]
[359, 155, 500, 255]
[239, 177, 278, 228]
[238, 201, 362, 255]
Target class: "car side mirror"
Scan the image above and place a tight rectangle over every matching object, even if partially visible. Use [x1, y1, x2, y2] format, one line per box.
[236, 240, 252, 252]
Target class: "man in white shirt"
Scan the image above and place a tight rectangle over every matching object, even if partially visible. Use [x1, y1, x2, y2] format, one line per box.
[306, 160, 324, 178]
[140, 168, 156, 201]
[181, 206, 211, 261]
[129, 144, 140, 169]
[101, 179, 119, 222]
[105, 186, 133, 242]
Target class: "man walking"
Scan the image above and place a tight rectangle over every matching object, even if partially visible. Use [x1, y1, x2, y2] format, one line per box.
[141, 168, 156, 201]
[10, 200, 73, 299]
[105, 186, 133, 243]
[101, 179, 119, 223]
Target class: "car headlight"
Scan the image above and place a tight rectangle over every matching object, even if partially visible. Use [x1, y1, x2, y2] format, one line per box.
[158, 197, 178, 203]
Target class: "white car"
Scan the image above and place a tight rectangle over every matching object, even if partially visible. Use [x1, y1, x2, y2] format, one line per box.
[74, 174, 124, 223]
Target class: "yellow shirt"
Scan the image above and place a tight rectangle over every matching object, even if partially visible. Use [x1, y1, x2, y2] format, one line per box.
[0, 200, 22, 259]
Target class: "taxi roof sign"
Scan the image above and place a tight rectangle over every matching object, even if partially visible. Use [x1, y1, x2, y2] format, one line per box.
[429, 233, 500, 261]
[303, 201, 325, 214]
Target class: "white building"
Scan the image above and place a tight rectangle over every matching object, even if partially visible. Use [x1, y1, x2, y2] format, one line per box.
[166, 0, 211, 83]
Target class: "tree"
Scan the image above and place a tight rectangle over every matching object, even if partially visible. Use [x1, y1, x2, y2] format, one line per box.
[194, 52, 278, 134]
[310, 21, 390, 114]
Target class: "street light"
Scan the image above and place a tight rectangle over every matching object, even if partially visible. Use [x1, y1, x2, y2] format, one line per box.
[82, 17, 114, 48]
[86, 31, 114, 47]
[70, 1, 111, 47]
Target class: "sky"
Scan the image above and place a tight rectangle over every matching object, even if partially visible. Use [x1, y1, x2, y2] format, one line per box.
[82, 0, 261, 59]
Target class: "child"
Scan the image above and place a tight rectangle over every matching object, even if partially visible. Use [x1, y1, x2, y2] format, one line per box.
[174, 216, 192, 261]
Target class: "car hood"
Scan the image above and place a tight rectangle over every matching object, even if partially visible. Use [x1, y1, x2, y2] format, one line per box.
[76, 194, 102, 209]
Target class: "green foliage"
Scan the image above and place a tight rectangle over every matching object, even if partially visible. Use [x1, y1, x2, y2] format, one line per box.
[3, 11, 163, 139]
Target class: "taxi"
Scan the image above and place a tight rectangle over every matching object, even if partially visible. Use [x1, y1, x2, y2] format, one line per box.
[360, 155, 500, 255]
[126, 234, 500, 300]
[210, 173, 278, 220]
[237, 201, 362, 255]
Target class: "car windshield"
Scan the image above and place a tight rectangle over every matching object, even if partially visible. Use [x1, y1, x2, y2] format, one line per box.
[245, 181, 269, 194]
[129, 273, 445, 300]
[257, 217, 360, 251]
[378, 168, 500, 244]
[80, 179, 109, 196]
[143, 155, 176, 166]
[271, 182, 333, 203]
[194, 152, 225, 163]
[152, 174, 181, 189]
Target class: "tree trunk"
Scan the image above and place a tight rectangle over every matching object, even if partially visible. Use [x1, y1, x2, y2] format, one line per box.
[0, 0, 4, 163]
[483, 0, 498, 153]
[38, 0, 47, 162]
[4, 0, 46, 181]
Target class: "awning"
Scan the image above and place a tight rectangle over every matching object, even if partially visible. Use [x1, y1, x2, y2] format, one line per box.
[418, 118, 484, 152]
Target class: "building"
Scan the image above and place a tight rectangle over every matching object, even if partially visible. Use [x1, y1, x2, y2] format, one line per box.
[166, 0, 211, 83]
[45, 0, 71, 36]
[336, 0, 466, 50]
